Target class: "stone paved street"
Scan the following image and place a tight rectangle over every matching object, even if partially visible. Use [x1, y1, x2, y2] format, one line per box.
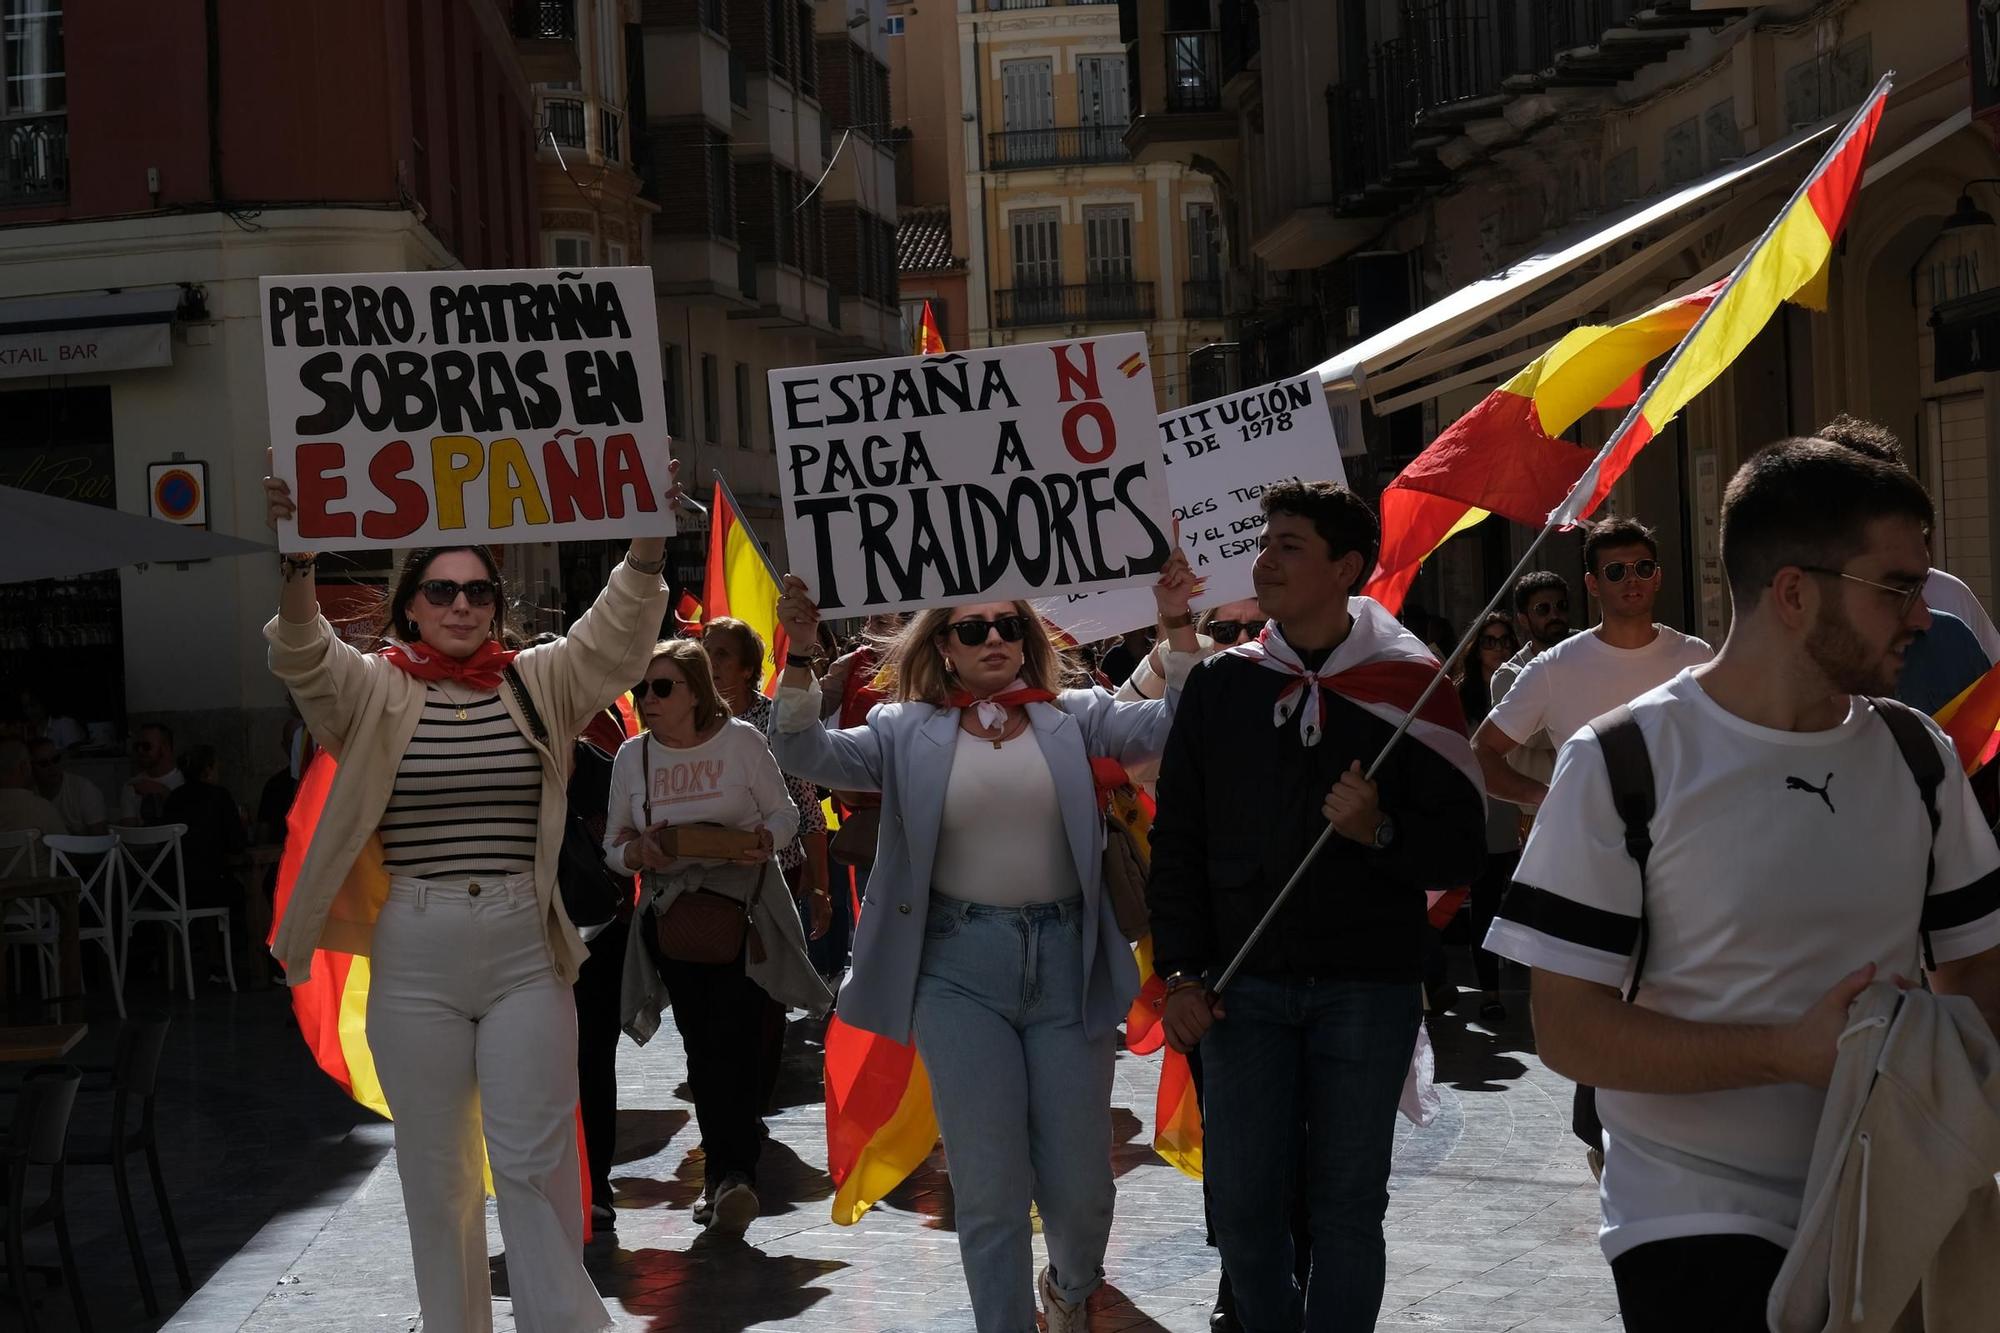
[156, 976, 1621, 1333]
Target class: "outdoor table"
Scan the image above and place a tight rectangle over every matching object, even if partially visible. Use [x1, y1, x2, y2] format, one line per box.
[0, 1022, 86, 1063]
[0, 876, 84, 1023]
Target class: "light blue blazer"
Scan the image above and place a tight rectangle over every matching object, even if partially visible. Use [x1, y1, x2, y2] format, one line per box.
[769, 684, 1178, 1043]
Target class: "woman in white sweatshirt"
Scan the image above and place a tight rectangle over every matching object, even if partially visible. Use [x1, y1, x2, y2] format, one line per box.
[603, 637, 831, 1235]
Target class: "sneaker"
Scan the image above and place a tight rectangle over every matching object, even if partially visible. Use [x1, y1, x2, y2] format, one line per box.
[1039, 1265, 1091, 1333]
[692, 1188, 715, 1226]
[709, 1173, 759, 1235]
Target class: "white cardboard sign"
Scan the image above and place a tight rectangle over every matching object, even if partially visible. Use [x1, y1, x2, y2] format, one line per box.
[768, 333, 1170, 616]
[1038, 374, 1346, 643]
[260, 267, 676, 552]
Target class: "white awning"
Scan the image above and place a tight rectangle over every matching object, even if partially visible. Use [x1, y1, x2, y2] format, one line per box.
[0, 287, 182, 380]
[1, 483, 268, 583]
[1312, 120, 1837, 402]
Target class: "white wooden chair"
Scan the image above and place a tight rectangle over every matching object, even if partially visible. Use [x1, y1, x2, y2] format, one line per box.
[115, 823, 235, 1001]
[0, 827, 51, 992]
[31, 833, 126, 1018]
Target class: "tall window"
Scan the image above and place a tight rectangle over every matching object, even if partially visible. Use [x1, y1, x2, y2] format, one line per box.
[701, 354, 721, 444]
[734, 363, 753, 449]
[1000, 59, 1053, 133]
[1076, 56, 1128, 125]
[706, 131, 735, 238]
[1083, 206, 1133, 285]
[662, 343, 685, 438]
[1011, 209, 1061, 324]
[548, 234, 593, 267]
[1186, 203, 1222, 317]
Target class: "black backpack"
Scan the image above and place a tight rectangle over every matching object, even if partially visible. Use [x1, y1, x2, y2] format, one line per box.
[1570, 696, 1944, 1151]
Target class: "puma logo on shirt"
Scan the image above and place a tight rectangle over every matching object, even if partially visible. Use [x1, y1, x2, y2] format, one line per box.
[1786, 772, 1836, 814]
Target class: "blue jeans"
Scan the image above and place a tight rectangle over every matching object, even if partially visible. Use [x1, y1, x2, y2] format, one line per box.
[911, 894, 1115, 1333]
[1201, 974, 1422, 1333]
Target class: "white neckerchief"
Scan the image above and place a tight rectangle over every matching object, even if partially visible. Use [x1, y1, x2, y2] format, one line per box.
[1229, 621, 1343, 746]
[964, 677, 1030, 732]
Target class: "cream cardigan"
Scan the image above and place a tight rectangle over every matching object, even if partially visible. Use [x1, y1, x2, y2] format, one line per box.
[264, 559, 669, 985]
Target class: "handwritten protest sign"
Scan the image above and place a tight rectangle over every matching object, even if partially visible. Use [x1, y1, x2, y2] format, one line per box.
[1038, 374, 1345, 643]
[260, 267, 675, 553]
[769, 334, 1169, 616]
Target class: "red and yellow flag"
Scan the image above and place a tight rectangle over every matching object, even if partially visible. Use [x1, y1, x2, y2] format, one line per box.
[915, 299, 947, 355]
[1366, 284, 1717, 612]
[702, 479, 789, 695]
[824, 1018, 939, 1223]
[1551, 76, 1890, 527]
[1937, 661, 2000, 775]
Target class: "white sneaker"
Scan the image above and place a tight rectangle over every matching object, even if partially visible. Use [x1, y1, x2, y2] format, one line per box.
[710, 1173, 759, 1235]
[1039, 1265, 1091, 1333]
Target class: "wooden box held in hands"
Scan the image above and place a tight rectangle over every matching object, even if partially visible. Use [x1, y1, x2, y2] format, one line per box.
[654, 823, 763, 861]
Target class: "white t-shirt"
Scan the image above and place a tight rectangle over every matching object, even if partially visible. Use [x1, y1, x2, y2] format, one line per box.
[1485, 626, 1713, 758]
[1925, 568, 2000, 666]
[1486, 670, 2000, 1261]
[934, 729, 1078, 907]
[119, 767, 184, 822]
[602, 721, 800, 873]
[49, 772, 106, 832]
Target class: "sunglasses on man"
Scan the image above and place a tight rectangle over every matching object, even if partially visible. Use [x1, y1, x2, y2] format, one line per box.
[1206, 620, 1256, 645]
[418, 578, 500, 608]
[946, 615, 1029, 647]
[1597, 560, 1658, 584]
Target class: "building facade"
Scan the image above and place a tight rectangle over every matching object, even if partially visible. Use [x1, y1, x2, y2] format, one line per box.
[639, 0, 903, 600]
[1125, 0, 2000, 647]
[0, 0, 546, 795]
[889, 0, 1227, 408]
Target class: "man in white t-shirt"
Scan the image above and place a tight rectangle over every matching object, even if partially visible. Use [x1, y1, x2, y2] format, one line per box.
[1475, 517, 1712, 812]
[1486, 570, 1576, 808]
[1486, 438, 2000, 1331]
[31, 737, 106, 835]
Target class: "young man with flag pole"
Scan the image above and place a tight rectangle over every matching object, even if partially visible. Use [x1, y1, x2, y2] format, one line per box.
[1147, 480, 1488, 1332]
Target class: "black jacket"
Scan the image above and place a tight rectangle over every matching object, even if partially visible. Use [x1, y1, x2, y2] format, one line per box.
[1146, 652, 1486, 984]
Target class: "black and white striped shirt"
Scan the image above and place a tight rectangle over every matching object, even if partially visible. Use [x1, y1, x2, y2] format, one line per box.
[378, 689, 542, 881]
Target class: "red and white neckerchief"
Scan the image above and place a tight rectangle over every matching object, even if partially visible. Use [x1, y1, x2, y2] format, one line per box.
[945, 677, 1057, 731]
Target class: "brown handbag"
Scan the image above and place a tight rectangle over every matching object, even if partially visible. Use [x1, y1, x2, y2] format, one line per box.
[656, 873, 767, 965]
[641, 741, 769, 965]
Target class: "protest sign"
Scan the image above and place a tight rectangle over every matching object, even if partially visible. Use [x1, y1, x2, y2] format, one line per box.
[1038, 373, 1345, 643]
[768, 334, 1170, 616]
[260, 267, 675, 553]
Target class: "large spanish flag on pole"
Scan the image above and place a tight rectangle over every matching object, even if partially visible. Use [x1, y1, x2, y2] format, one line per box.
[1366, 283, 1718, 612]
[703, 473, 790, 695]
[1551, 74, 1891, 527]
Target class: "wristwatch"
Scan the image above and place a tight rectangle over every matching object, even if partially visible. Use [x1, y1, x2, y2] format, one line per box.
[1370, 814, 1398, 850]
[1162, 971, 1205, 996]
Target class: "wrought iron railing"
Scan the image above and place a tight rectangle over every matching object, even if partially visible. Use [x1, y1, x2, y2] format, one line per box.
[513, 0, 575, 41]
[545, 98, 586, 148]
[988, 125, 1131, 168]
[1164, 31, 1222, 113]
[993, 282, 1157, 327]
[1183, 278, 1224, 319]
[0, 114, 66, 203]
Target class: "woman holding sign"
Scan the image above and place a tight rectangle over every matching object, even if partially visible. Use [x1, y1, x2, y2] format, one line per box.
[261, 456, 679, 1333]
[768, 557, 1197, 1333]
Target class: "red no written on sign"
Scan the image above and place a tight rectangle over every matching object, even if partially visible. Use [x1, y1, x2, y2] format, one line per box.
[260, 267, 676, 553]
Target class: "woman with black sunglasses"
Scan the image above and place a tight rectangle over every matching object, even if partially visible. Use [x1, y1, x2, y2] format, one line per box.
[603, 638, 832, 1235]
[261, 457, 679, 1333]
[768, 560, 1195, 1333]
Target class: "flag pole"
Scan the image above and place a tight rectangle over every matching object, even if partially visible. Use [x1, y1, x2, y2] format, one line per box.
[1214, 78, 1892, 993]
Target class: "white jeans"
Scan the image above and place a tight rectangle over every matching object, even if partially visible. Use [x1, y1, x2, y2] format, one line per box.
[367, 873, 609, 1333]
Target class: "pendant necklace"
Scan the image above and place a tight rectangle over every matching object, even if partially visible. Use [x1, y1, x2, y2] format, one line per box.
[436, 680, 472, 721]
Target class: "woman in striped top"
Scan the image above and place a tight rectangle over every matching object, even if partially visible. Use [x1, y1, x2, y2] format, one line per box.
[264, 459, 675, 1333]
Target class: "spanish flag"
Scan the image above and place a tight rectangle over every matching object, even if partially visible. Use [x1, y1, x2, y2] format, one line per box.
[824, 1017, 939, 1223]
[1937, 661, 2000, 775]
[1551, 75, 1890, 527]
[915, 299, 947, 355]
[1365, 283, 1719, 612]
[702, 477, 789, 695]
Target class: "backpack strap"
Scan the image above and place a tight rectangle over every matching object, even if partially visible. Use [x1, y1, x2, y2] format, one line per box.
[1867, 695, 1944, 969]
[1589, 704, 1655, 1002]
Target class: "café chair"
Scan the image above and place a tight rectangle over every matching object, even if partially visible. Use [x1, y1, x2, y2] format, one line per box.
[115, 825, 234, 1002]
[0, 1064, 88, 1333]
[41, 835, 127, 1020]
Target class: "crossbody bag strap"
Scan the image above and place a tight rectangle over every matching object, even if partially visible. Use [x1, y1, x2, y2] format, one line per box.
[1589, 704, 1656, 1003]
[502, 664, 551, 748]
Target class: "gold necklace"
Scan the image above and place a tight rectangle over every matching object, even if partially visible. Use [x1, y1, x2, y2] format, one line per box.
[435, 680, 475, 721]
